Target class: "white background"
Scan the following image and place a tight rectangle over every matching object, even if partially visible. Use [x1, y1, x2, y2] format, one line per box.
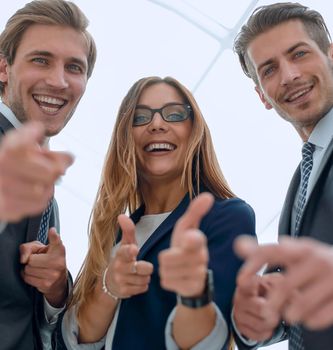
[2, 1, 333, 349]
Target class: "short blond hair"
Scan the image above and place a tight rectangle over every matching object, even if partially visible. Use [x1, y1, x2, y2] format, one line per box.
[0, 0, 96, 94]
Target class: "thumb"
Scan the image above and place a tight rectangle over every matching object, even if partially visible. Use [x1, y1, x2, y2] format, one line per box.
[47, 227, 62, 251]
[118, 214, 137, 245]
[179, 228, 207, 252]
[171, 192, 214, 246]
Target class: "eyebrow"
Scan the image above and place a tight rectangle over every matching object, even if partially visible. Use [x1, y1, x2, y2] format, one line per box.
[26, 50, 87, 69]
[257, 41, 311, 73]
[136, 102, 185, 108]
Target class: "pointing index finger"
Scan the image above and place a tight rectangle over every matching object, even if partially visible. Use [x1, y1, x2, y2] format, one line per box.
[172, 192, 214, 246]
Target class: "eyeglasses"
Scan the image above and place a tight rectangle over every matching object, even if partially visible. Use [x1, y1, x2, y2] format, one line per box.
[133, 103, 192, 126]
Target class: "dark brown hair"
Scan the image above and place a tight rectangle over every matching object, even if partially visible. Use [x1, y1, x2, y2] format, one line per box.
[234, 2, 331, 83]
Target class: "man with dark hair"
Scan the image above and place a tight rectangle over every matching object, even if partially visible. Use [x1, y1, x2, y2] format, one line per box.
[0, 0, 96, 349]
[232, 2, 333, 350]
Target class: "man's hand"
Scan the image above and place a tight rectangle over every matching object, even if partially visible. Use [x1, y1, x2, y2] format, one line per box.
[20, 227, 68, 307]
[235, 235, 333, 330]
[0, 122, 73, 221]
[158, 193, 214, 297]
[233, 271, 284, 341]
[104, 214, 153, 299]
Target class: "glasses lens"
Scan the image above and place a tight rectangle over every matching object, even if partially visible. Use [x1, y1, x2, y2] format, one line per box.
[163, 104, 190, 122]
[133, 108, 152, 126]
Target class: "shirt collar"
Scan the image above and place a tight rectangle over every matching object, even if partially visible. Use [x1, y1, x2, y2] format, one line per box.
[308, 107, 333, 151]
[0, 101, 50, 146]
[0, 101, 22, 129]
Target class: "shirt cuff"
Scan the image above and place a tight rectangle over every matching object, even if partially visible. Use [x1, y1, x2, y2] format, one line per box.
[43, 275, 72, 324]
[165, 303, 228, 350]
[0, 221, 7, 233]
[62, 306, 106, 350]
[231, 308, 258, 346]
[44, 297, 65, 324]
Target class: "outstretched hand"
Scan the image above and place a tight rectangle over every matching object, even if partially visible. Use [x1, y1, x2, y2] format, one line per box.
[235, 235, 333, 330]
[20, 227, 68, 307]
[159, 192, 214, 297]
[0, 122, 73, 222]
[103, 214, 153, 299]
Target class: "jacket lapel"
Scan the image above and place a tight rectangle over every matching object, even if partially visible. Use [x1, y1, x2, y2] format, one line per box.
[279, 166, 300, 236]
[0, 112, 14, 133]
[137, 194, 190, 260]
[279, 139, 333, 237]
[309, 138, 333, 194]
[26, 215, 43, 242]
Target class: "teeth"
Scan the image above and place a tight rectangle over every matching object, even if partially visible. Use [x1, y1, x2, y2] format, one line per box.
[286, 87, 311, 102]
[40, 105, 60, 113]
[145, 143, 175, 152]
[33, 95, 65, 106]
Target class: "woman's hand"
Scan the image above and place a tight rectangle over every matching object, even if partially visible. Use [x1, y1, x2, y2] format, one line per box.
[158, 193, 214, 297]
[104, 214, 153, 299]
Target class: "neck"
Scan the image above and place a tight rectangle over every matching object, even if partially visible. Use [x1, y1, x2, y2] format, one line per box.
[296, 125, 314, 142]
[140, 178, 187, 214]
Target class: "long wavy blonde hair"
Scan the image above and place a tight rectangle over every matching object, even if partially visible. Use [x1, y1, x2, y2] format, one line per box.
[71, 76, 234, 311]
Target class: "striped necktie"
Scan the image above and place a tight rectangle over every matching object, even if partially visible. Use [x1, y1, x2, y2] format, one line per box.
[37, 200, 53, 244]
[289, 142, 314, 350]
[294, 142, 314, 234]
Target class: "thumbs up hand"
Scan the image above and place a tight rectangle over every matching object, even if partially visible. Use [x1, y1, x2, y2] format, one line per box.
[103, 214, 153, 299]
[20, 227, 68, 307]
[159, 193, 214, 297]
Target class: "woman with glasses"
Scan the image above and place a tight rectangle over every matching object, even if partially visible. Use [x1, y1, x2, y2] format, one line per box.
[61, 76, 255, 350]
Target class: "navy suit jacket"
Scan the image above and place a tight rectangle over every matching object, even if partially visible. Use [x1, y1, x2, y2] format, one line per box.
[110, 191, 255, 350]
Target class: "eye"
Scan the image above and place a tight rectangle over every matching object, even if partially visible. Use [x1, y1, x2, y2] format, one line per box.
[263, 65, 275, 77]
[133, 113, 151, 126]
[66, 64, 83, 73]
[163, 105, 188, 122]
[165, 112, 186, 122]
[32, 57, 48, 65]
[294, 50, 306, 58]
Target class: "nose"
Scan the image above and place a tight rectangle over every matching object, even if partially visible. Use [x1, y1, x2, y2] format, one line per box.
[44, 65, 69, 89]
[148, 112, 168, 133]
[280, 61, 301, 86]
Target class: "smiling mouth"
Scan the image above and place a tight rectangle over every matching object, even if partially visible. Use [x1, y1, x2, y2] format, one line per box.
[144, 143, 176, 152]
[284, 85, 313, 103]
[33, 94, 67, 113]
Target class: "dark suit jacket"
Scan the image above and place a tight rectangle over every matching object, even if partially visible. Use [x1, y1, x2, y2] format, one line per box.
[107, 192, 255, 350]
[235, 139, 333, 350]
[0, 112, 60, 350]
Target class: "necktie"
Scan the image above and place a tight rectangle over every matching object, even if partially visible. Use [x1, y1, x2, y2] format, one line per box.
[37, 200, 53, 244]
[294, 142, 315, 234]
[289, 142, 314, 350]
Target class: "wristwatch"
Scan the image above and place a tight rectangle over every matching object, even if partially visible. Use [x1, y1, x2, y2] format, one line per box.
[177, 269, 214, 308]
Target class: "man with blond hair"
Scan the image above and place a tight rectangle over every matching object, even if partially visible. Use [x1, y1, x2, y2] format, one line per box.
[0, 0, 96, 348]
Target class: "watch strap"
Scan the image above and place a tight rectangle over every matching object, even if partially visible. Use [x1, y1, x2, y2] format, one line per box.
[177, 269, 214, 308]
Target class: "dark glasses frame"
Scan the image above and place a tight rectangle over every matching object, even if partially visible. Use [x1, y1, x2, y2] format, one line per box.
[133, 103, 193, 126]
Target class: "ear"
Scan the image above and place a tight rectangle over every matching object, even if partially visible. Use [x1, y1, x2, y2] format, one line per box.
[255, 85, 273, 110]
[0, 55, 9, 85]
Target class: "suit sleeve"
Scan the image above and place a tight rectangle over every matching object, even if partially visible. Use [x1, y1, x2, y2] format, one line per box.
[201, 198, 256, 328]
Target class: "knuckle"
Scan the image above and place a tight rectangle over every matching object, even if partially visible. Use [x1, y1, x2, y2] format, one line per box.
[43, 280, 53, 291]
